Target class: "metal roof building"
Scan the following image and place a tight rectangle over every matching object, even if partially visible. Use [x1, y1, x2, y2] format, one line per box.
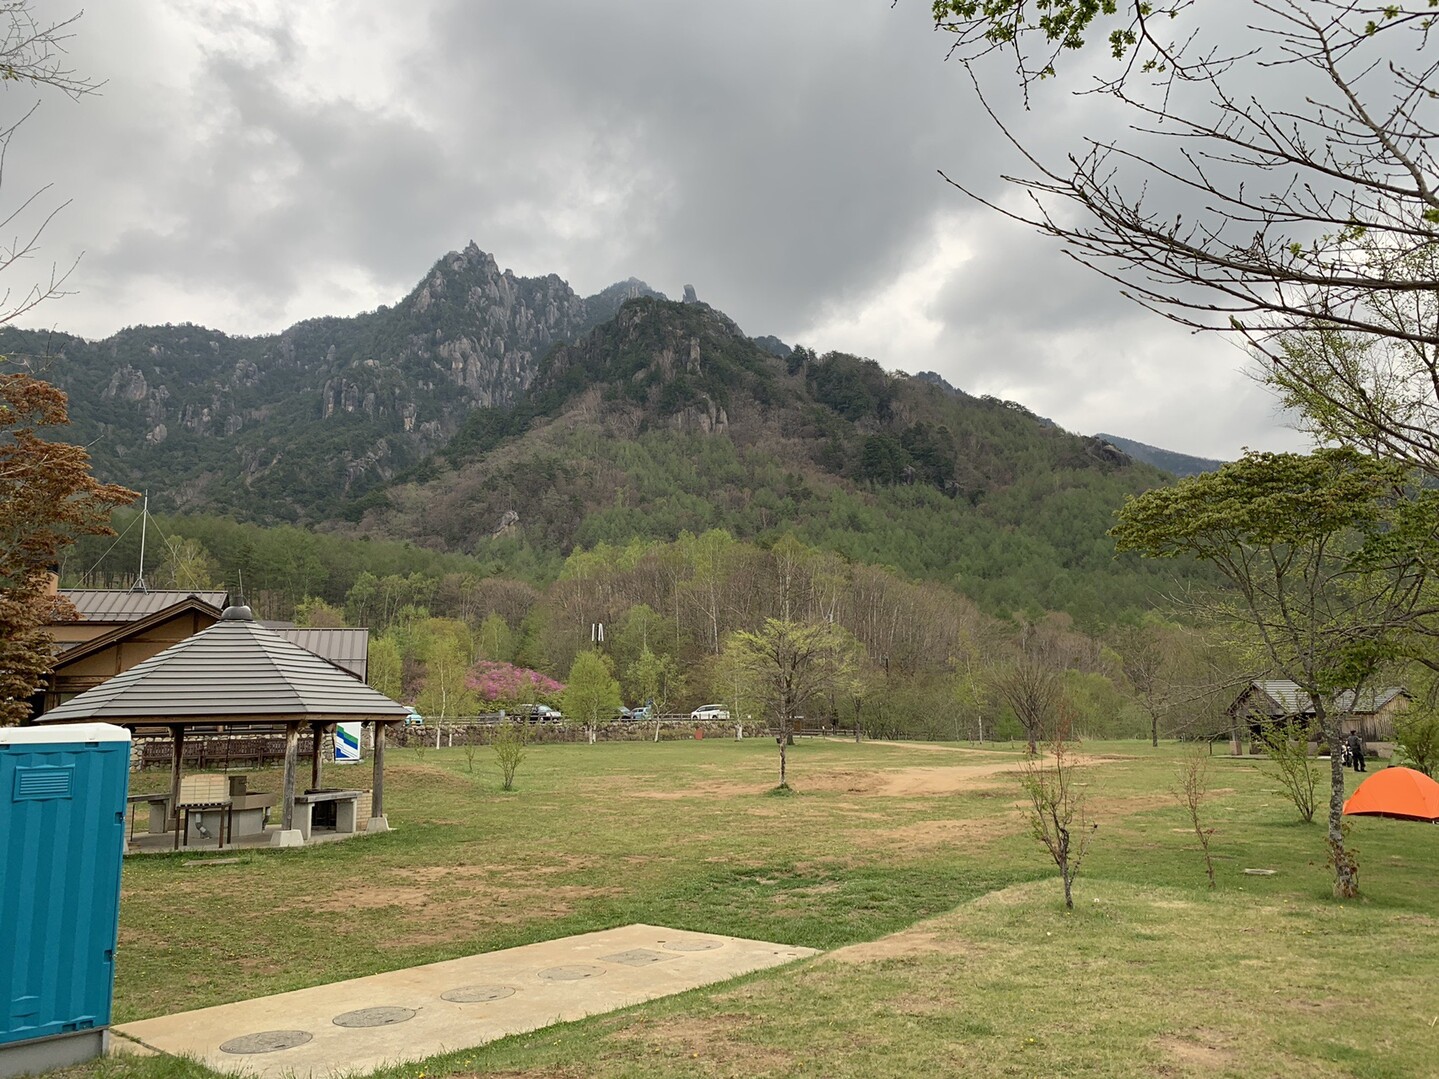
[59, 590, 231, 622]
[274, 628, 370, 681]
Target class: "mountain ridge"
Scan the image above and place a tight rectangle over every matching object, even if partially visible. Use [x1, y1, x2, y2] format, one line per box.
[5, 244, 1218, 621]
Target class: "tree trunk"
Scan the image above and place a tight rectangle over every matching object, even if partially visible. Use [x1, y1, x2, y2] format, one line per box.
[1151, 714, 1158, 748]
[778, 721, 788, 788]
[1325, 722, 1359, 898]
[1058, 831, 1073, 910]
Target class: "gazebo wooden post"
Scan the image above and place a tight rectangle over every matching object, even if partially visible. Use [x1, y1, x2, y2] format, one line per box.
[371, 721, 386, 818]
[281, 721, 300, 832]
[168, 725, 185, 829]
[309, 722, 324, 791]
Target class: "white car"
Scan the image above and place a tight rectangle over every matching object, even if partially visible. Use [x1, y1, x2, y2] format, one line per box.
[690, 704, 730, 722]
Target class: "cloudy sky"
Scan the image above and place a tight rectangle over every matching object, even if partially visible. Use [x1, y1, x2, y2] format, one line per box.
[7, 0, 1312, 459]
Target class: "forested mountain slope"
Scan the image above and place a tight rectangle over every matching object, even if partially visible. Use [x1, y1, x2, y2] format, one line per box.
[17, 243, 1214, 624]
[355, 298, 1199, 622]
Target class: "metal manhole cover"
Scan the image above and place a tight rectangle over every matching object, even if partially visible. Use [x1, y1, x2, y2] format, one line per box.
[441, 985, 517, 1003]
[536, 964, 606, 982]
[662, 938, 724, 952]
[600, 948, 674, 967]
[332, 1006, 416, 1028]
[219, 1030, 313, 1055]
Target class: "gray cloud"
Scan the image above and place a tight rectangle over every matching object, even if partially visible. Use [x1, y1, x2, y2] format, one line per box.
[2, 0, 1322, 459]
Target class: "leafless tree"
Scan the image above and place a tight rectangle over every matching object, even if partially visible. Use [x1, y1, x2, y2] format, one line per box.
[1174, 747, 1217, 888]
[992, 619, 1077, 753]
[0, 4, 102, 332]
[933, 0, 1439, 469]
[1020, 734, 1098, 910]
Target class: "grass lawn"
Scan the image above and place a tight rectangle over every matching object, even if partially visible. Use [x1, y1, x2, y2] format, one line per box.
[56, 736, 1439, 1077]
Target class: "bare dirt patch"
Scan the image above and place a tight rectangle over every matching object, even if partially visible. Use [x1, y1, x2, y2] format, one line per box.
[807, 755, 1125, 798]
[1154, 1030, 1239, 1071]
[851, 815, 1020, 855]
[372, 880, 624, 950]
[970, 879, 1057, 909]
[1091, 793, 1175, 815]
[824, 928, 951, 965]
[865, 741, 1006, 756]
[311, 885, 430, 912]
[404, 854, 599, 884]
[795, 763, 1018, 797]
[626, 780, 766, 800]
[612, 1014, 795, 1073]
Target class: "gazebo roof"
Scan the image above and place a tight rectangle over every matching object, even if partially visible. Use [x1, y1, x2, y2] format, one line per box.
[36, 606, 409, 726]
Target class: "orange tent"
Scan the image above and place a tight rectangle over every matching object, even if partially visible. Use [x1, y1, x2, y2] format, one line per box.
[1343, 767, 1439, 822]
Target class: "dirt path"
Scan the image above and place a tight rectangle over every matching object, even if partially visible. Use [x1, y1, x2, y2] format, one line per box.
[804, 747, 1131, 797]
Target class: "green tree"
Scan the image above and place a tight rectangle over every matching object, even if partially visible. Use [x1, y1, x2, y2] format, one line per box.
[1393, 698, 1439, 778]
[723, 618, 862, 788]
[563, 649, 622, 744]
[368, 635, 402, 701]
[414, 618, 479, 722]
[1113, 448, 1439, 898]
[156, 536, 220, 591]
[628, 645, 683, 715]
[475, 611, 514, 663]
[294, 595, 345, 628]
[492, 720, 528, 791]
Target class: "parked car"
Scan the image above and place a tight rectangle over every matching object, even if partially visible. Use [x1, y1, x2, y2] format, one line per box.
[510, 703, 564, 723]
[404, 707, 425, 726]
[690, 704, 730, 722]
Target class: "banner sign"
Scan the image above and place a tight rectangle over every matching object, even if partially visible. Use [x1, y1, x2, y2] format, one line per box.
[334, 722, 363, 764]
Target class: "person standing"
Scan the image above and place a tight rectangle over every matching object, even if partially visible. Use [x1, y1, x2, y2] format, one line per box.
[1346, 730, 1366, 773]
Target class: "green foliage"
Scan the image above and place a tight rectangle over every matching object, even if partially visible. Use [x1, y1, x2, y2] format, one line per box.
[1115, 446, 1439, 897]
[475, 612, 514, 663]
[491, 720, 528, 791]
[1256, 717, 1322, 824]
[294, 596, 345, 627]
[414, 618, 479, 721]
[628, 645, 683, 714]
[1393, 706, 1439, 778]
[562, 649, 623, 733]
[724, 618, 863, 786]
[1113, 448, 1439, 697]
[368, 636, 402, 701]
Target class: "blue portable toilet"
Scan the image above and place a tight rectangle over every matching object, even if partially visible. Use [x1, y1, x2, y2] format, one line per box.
[0, 723, 130, 1078]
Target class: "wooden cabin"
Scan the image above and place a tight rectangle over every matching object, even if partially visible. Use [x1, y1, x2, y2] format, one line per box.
[1228, 679, 1409, 742]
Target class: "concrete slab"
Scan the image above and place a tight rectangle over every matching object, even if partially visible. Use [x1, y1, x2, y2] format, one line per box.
[112, 924, 817, 1078]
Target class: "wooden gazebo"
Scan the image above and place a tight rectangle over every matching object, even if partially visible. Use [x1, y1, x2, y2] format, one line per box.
[35, 605, 410, 846]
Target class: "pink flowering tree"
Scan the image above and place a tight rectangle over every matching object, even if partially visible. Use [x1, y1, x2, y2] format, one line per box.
[466, 660, 564, 710]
